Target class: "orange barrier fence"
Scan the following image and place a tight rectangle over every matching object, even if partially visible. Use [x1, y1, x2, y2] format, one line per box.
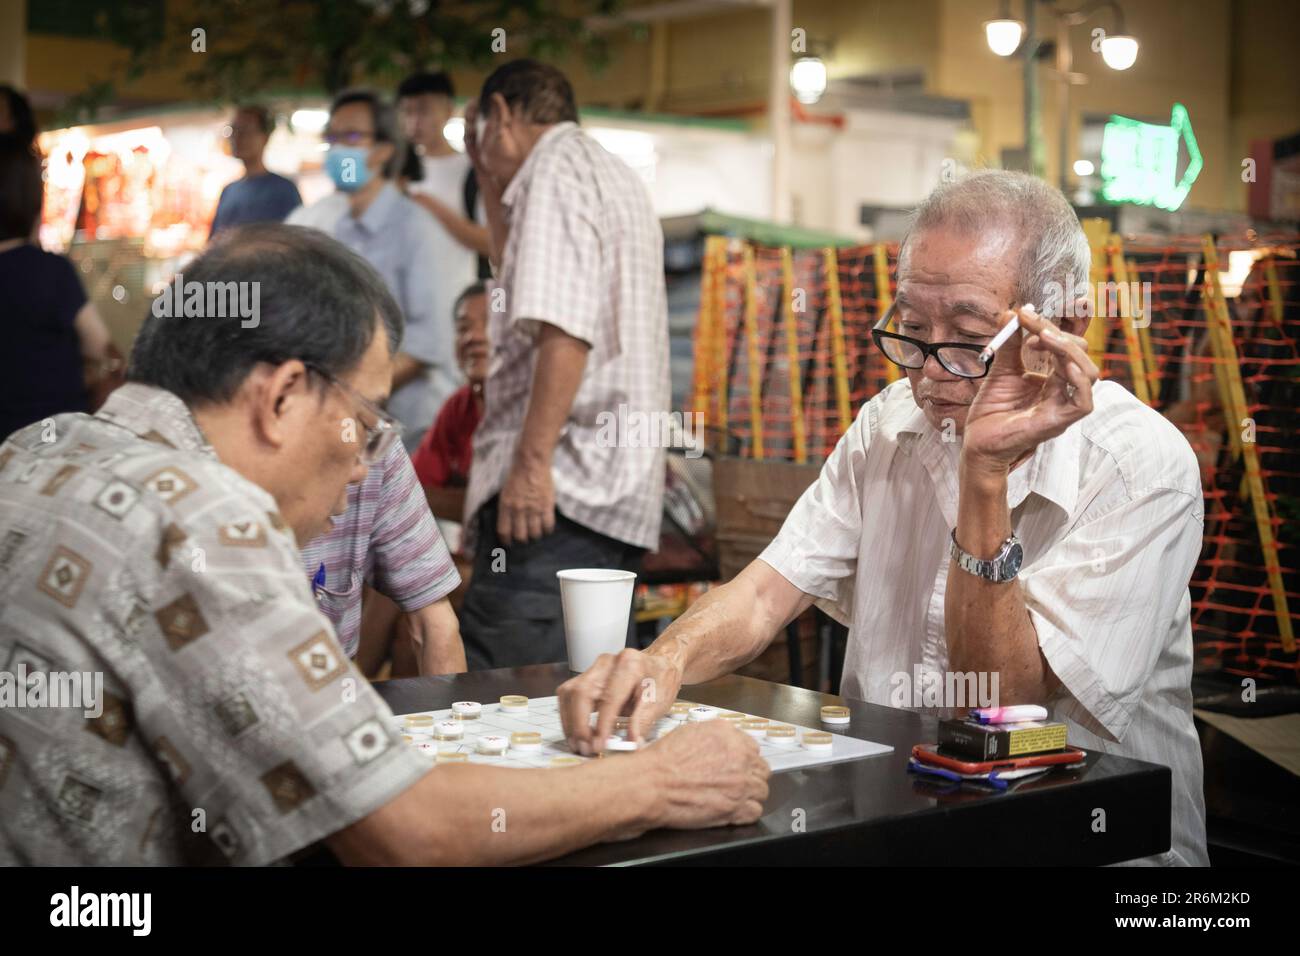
[689, 230, 1299, 682]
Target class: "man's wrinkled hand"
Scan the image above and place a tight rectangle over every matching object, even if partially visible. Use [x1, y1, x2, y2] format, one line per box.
[557, 648, 683, 754]
[962, 306, 1099, 476]
[496, 455, 555, 546]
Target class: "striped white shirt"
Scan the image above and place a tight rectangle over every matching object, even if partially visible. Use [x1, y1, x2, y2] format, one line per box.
[760, 377, 1209, 866]
[464, 123, 669, 552]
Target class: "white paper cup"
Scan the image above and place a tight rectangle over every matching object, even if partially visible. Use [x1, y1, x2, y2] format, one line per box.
[556, 568, 637, 672]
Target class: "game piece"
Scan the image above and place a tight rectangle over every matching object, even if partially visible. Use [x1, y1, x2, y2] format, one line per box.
[511, 732, 542, 753]
[802, 731, 834, 752]
[550, 756, 583, 767]
[435, 752, 468, 765]
[500, 695, 529, 713]
[655, 720, 678, 736]
[767, 725, 797, 747]
[719, 712, 746, 725]
[604, 735, 638, 752]
[669, 702, 691, 721]
[403, 715, 434, 735]
[740, 718, 769, 738]
[614, 716, 631, 731]
[476, 734, 508, 755]
[433, 720, 464, 741]
[452, 701, 482, 720]
[688, 706, 718, 722]
[820, 705, 850, 725]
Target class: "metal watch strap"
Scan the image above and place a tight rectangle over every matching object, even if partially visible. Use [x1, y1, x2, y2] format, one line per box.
[950, 529, 1021, 583]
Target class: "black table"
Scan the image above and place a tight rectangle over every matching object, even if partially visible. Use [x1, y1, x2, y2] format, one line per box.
[374, 663, 1172, 865]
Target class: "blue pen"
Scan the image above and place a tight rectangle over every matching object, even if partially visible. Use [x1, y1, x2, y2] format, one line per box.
[907, 757, 963, 783]
[311, 563, 326, 596]
[982, 771, 1011, 792]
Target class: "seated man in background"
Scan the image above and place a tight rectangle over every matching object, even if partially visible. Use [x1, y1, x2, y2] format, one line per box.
[409, 280, 489, 614]
[412, 280, 488, 520]
[0, 224, 768, 866]
[559, 170, 1209, 867]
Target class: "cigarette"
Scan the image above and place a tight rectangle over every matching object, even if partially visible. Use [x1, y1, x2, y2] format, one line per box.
[978, 304, 1035, 364]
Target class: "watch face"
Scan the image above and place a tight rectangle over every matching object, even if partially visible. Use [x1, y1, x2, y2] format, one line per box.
[1005, 542, 1024, 578]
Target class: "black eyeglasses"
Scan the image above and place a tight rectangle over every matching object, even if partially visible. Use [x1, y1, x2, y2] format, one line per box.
[323, 130, 378, 147]
[303, 363, 401, 465]
[871, 302, 993, 380]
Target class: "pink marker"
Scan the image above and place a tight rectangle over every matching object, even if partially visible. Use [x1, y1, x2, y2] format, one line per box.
[971, 704, 1048, 724]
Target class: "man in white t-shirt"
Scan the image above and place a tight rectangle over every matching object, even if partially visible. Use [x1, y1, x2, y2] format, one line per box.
[398, 72, 489, 299]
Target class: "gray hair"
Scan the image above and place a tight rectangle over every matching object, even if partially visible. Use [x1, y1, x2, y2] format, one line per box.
[897, 169, 1091, 316]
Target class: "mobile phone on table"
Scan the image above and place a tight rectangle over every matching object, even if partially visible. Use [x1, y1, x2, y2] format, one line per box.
[911, 743, 1086, 775]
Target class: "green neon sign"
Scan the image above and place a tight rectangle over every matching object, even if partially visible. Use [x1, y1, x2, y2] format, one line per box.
[1099, 103, 1202, 211]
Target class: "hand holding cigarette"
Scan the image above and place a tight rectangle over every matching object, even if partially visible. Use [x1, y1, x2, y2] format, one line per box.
[959, 305, 1101, 474]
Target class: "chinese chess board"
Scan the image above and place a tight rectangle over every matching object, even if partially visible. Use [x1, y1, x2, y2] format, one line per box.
[394, 695, 893, 773]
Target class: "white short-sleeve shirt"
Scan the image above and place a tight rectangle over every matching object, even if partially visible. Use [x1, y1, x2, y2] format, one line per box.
[760, 376, 1209, 866]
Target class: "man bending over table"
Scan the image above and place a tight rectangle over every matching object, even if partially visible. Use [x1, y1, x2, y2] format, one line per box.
[0, 225, 767, 866]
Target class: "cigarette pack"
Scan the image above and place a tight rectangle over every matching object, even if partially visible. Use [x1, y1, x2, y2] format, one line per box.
[937, 718, 1068, 760]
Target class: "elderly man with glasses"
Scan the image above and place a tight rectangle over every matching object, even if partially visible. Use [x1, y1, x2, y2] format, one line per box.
[558, 170, 1209, 867]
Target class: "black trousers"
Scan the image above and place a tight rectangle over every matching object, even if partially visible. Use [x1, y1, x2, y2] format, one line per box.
[459, 497, 646, 670]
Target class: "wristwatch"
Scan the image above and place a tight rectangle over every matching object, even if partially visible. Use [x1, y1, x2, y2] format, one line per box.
[950, 529, 1023, 583]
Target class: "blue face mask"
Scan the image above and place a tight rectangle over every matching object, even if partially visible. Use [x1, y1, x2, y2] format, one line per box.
[325, 145, 371, 192]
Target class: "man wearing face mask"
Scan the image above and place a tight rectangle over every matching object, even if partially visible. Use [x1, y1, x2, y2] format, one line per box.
[288, 89, 458, 444]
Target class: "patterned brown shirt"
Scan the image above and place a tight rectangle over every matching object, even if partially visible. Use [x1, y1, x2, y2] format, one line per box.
[0, 384, 430, 865]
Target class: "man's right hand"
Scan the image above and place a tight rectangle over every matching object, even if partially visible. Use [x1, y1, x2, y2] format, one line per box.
[638, 721, 769, 830]
[558, 647, 683, 754]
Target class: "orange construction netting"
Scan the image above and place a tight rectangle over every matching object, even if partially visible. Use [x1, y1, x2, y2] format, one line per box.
[688, 230, 1299, 683]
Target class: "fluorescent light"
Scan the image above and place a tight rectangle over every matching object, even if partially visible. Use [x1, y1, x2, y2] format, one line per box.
[290, 109, 329, 134]
[1100, 34, 1139, 70]
[985, 19, 1024, 57]
[444, 117, 465, 152]
[1073, 159, 1095, 177]
[588, 127, 657, 182]
[789, 56, 828, 105]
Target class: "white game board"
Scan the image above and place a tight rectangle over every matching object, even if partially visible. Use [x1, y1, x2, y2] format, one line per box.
[395, 695, 893, 772]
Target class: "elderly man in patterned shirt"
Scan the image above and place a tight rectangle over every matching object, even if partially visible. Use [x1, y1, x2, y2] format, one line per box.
[558, 171, 1209, 866]
[0, 224, 767, 865]
[457, 60, 670, 669]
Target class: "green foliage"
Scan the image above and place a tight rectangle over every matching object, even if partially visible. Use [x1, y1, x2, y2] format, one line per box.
[57, 0, 622, 124]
